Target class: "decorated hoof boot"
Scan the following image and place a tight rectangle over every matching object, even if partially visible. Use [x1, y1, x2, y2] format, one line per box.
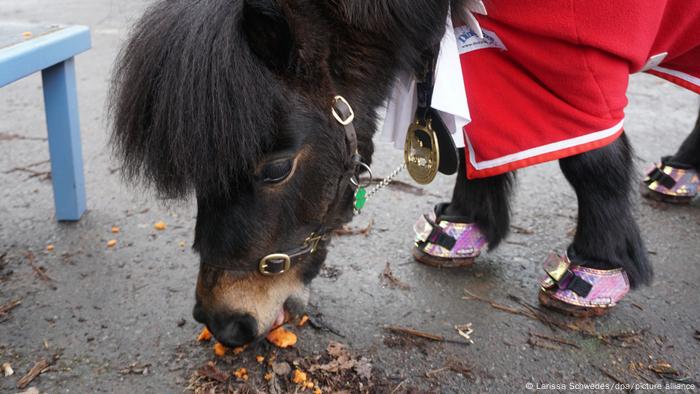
[641, 158, 698, 204]
[412, 203, 487, 268]
[538, 254, 630, 318]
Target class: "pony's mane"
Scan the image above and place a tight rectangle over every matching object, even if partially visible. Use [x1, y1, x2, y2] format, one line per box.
[110, 0, 466, 199]
[110, 0, 281, 199]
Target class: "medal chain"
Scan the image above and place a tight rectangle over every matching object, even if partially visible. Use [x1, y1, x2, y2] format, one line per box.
[353, 162, 406, 215]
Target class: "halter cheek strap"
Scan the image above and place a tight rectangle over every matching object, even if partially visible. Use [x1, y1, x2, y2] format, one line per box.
[256, 96, 363, 275]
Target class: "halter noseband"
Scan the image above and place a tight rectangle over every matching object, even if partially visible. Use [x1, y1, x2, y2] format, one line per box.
[204, 95, 366, 276]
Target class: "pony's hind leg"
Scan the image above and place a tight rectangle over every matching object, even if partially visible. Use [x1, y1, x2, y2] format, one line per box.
[559, 133, 651, 285]
[642, 105, 700, 203]
[540, 134, 652, 316]
[669, 106, 700, 169]
[412, 148, 514, 268]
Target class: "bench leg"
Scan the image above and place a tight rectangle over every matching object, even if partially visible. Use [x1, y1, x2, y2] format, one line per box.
[41, 58, 86, 221]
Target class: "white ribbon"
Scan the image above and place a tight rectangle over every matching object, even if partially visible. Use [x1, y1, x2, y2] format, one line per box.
[380, 2, 486, 150]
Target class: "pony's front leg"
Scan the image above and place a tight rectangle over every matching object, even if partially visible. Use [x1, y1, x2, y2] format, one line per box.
[539, 134, 653, 316]
[642, 106, 700, 203]
[412, 148, 514, 268]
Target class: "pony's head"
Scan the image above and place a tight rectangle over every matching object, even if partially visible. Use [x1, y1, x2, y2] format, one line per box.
[111, 0, 452, 346]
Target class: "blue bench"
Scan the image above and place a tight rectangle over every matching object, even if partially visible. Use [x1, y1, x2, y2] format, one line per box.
[1, 24, 91, 221]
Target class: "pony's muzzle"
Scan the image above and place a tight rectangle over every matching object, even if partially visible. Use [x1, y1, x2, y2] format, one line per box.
[192, 303, 258, 348]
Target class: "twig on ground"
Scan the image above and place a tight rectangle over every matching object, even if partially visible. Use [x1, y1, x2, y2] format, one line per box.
[527, 336, 560, 350]
[510, 225, 535, 235]
[591, 363, 627, 386]
[0, 299, 21, 317]
[0, 132, 46, 142]
[463, 289, 536, 319]
[379, 262, 410, 290]
[530, 332, 581, 349]
[16, 359, 51, 389]
[390, 379, 407, 394]
[384, 325, 471, 347]
[385, 325, 444, 342]
[426, 361, 474, 380]
[26, 252, 54, 284]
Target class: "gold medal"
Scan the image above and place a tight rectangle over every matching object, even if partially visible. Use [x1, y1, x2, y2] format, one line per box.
[404, 118, 440, 184]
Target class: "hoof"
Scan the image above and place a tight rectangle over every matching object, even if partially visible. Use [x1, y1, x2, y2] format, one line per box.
[412, 246, 475, 268]
[538, 290, 610, 318]
[640, 183, 693, 204]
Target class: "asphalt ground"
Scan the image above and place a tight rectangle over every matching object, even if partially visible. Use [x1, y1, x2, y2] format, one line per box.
[1, 1, 699, 393]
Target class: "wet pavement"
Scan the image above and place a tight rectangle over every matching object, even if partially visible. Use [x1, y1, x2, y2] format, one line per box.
[1, 1, 699, 393]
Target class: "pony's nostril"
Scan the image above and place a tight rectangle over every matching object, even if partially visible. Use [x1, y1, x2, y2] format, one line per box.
[214, 313, 258, 347]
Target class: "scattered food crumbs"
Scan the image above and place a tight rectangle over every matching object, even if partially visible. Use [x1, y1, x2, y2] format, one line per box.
[233, 346, 246, 355]
[106, 240, 117, 248]
[46, 244, 54, 252]
[455, 323, 475, 344]
[292, 369, 308, 385]
[314, 387, 322, 394]
[256, 355, 265, 364]
[197, 327, 212, 342]
[179, 241, 186, 248]
[111, 226, 121, 233]
[22, 31, 32, 38]
[233, 367, 248, 381]
[266, 326, 297, 348]
[213, 342, 227, 357]
[298, 315, 310, 327]
[2, 362, 13, 376]
[305, 381, 315, 389]
[154, 221, 167, 231]
[264, 372, 273, 381]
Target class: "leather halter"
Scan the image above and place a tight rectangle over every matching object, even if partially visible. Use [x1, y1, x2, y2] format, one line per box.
[203, 96, 363, 276]
[258, 95, 362, 275]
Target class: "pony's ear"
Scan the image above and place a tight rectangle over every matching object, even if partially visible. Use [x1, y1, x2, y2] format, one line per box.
[242, 0, 295, 72]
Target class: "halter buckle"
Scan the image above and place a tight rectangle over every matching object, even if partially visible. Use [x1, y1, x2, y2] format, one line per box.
[332, 95, 355, 126]
[259, 253, 291, 276]
[304, 233, 325, 254]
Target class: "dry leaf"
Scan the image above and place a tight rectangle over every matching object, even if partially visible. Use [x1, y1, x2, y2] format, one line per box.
[197, 361, 228, 383]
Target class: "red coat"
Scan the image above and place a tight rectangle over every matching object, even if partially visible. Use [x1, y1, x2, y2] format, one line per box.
[460, 0, 700, 179]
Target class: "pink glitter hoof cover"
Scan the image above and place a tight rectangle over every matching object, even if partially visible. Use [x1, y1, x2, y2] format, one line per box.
[643, 159, 698, 200]
[540, 254, 629, 309]
[413, 203, 488, 259]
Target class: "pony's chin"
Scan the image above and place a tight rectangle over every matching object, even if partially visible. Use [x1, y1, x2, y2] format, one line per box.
[267, 294, 308, 334]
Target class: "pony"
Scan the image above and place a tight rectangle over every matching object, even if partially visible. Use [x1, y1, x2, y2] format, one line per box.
[110, 0, 697, 347]
[111, 0, 468, 347]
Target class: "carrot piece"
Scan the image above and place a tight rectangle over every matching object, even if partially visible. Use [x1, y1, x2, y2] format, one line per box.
[266, 326, 297, 348]
[234, 367, 248, 381]
[197, 327, 212, 342]
[292, 369, 307, 385]
[213, 342, 227, 357]
[297, 315, 310, 327]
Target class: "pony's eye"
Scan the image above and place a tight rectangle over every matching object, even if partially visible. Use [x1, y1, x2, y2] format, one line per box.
[261, 159, 294, 183]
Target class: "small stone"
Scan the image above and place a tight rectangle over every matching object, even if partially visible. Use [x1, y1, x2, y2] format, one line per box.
[272, 362, 291, 376]
[2, 362, 13, 376]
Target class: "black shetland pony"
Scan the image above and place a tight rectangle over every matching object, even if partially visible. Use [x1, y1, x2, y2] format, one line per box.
[110, 0, 688, 348]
